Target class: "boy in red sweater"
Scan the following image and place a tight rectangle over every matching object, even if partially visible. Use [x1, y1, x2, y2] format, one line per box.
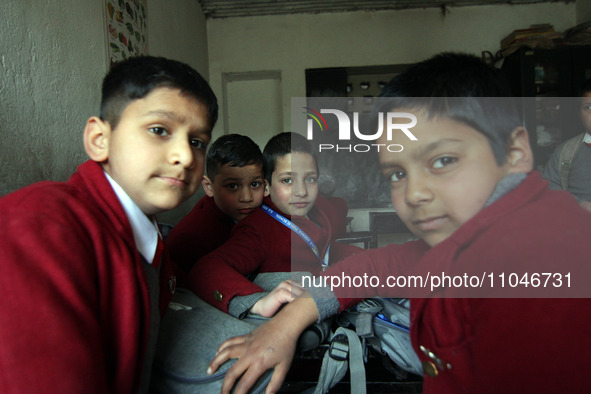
[0, 56, 218, 393]
[208, 53, 591, 394]
[166, 133, 266, 273]
[189, 132, 360, 319]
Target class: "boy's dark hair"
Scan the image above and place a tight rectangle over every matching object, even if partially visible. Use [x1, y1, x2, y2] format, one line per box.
[206, 134, 264, 180]
[100, 56, 218, 130]
[263, 132, 317, 184]
[377, 52, 520, 165]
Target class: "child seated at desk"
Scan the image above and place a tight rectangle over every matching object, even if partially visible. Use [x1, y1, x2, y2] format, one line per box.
[188, 132, 361, 318]
[166, 133, 266, 273]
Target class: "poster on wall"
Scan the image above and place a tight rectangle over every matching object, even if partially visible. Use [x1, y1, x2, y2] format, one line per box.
[105, 0, 148, 67]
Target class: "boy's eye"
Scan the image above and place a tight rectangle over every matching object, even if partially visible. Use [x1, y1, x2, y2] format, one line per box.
[251, 181, 262, 188]
[150, 127, 168, 136]
[226, 183, 238, 190]
[305, 176, 318, 183]
[432, 156, 457, 169]
[190, 138, 207, 150]
[281, 178, 293, 185]
[389, 171, 407, 183]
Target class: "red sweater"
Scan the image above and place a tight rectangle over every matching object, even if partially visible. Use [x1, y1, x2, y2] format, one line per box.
[0, 161, 177, 394]
[189, 196, 360, 312]
[322, 172, 591, 393]
[166, 194, 235, 273]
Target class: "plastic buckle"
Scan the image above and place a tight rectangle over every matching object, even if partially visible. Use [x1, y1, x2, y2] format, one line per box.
[329, 334, 349, 361]
[355, 312, 374, 338]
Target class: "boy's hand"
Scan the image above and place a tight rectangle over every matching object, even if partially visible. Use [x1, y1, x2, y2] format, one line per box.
[208, 318, 295, 394]
[208, 296, 319, 394]
[249, 280, 304, 317]
[580, 200, 591, 213]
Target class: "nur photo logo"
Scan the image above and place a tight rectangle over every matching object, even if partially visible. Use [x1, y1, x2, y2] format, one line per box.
[303, 106, 418, 153]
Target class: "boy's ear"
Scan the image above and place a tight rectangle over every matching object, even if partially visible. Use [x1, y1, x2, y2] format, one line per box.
[506, 126, 534, 173]
[83, 116, 110, 162]
[264, 180, 270, 197]
[202, 176, 215, 197]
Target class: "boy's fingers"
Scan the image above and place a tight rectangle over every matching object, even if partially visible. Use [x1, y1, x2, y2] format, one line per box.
[276, 280, 301, 291]
[275, 288, 301, 305]
[290, 286, 304, 297]
[265, 363, 291, 394]
[285, 279, 303, 288]
[231, 361, 272, 394]
[279, 280, 304, 298]
[208, 349, 229, 375]
[231, 341, 294, 394]
[220, 358, 250, 394]
[217, 335, 246, 354]
[209, 336, 246, 374]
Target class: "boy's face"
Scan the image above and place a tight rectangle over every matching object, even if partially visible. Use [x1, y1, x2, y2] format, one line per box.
[378, 110, 514, 247]
[580, 92, 591, 133]
[268, 152, 318, 217]
[100, 87, 211, 215]
[203, 164, 266, 222]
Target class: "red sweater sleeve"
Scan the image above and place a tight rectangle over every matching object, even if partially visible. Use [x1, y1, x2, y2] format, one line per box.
[314, 239, 430, 311]
[187, 217, 270, 313]
[166, 195, 234, 273]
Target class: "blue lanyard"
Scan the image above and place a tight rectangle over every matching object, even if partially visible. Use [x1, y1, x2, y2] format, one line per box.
[261, 204, 331, 269]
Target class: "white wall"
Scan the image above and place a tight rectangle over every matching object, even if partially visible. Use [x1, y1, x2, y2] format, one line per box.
[148, 0, 209, 77]
[0, 0, 210, 224]
[207, 3, 576, 138]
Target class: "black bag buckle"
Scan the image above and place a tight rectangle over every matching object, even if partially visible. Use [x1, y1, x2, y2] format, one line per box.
[329, 333, 349, 361]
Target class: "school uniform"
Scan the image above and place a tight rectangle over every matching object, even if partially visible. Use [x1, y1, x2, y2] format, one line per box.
[188, 195, 361, 315]
[311, 171, 591, 393]
[0, 160, 177, 394]
[166, 194, 235, 273]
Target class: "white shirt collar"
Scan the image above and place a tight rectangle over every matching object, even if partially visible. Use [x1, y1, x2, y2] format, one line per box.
[104, 172, 159, 263]
[584, 132, 591, 144]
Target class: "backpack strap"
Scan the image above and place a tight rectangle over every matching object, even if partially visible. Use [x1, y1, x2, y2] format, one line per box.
[558, 133, 585, 190]
[313, 327, 366, 394]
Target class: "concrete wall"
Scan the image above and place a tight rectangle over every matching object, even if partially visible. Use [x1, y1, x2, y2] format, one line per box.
[0, 0, 209, 224]
[1, 0, 105, 194]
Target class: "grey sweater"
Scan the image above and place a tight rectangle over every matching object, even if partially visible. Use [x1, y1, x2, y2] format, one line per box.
[543, 137, 591, 202]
